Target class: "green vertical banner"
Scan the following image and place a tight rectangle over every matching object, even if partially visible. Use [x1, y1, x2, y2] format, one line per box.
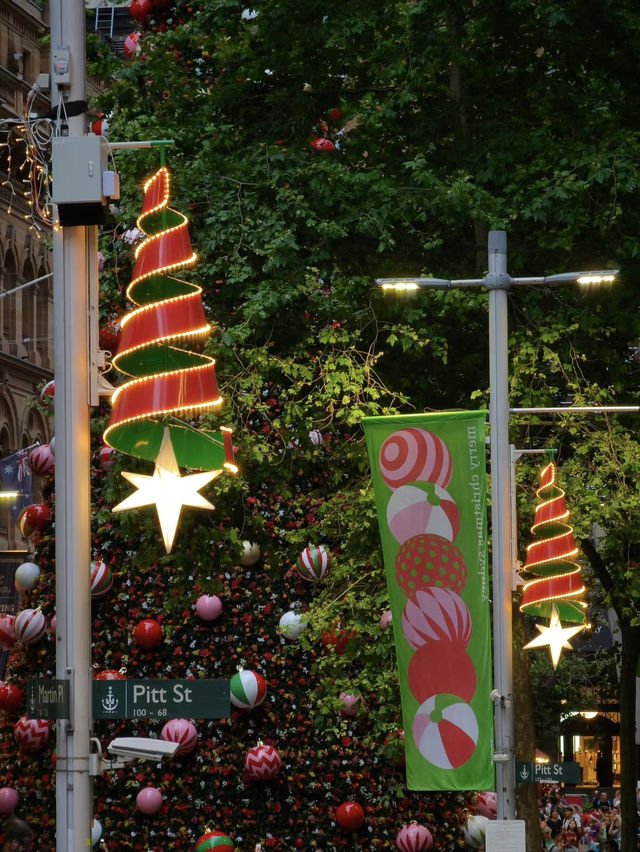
[363, 411, 494, 791]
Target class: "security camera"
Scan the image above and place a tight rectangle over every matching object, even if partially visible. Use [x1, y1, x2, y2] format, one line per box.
[107, 737, 179, 762]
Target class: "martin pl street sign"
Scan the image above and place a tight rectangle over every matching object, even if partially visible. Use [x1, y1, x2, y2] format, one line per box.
[26, 678, 71, 719]
[516, 761, 581, 785]
[93, 679, 229, 720]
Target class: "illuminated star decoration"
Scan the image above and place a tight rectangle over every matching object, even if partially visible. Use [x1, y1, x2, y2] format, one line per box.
[524, 603, 585, 668]
[113, 429, 218, 553]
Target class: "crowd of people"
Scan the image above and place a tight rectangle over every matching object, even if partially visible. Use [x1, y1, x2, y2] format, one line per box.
[540, 789, 628, 851]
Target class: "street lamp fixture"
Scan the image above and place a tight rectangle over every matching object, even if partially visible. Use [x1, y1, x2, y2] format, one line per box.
[376, 231, 618, 821]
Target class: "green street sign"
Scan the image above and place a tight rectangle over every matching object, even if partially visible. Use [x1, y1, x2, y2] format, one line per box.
[26, 678, 70, 719]
[516, 761, 581, 785]
[93, 679, 230, 720]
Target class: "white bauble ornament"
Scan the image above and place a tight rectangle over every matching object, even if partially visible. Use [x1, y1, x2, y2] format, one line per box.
[239, 540, 261, 566]
[91, 818, 102, 846]
[14, 562, 40, 592]
[278, 610, 308, 640]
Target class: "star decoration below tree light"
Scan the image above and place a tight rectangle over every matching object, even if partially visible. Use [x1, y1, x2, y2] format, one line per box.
[523, 603, 585, 668]
[113, 428, 218, 552]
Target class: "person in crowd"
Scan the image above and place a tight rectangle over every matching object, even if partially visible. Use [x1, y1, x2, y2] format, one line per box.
[593, 789, 611, 809]
[547, 809, 563, 836]
[562, 817, 581, 852]
[563, 806, 580, 830]
[549, 829, 566, 851]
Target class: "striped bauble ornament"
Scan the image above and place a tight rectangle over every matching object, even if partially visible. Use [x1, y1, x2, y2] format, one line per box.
[229, 669, 267, 709]
[194, 831, 234, 852]
[244, 742, 282, 780]
[295, 544, 331, 581]
[90, 560, 113, 599]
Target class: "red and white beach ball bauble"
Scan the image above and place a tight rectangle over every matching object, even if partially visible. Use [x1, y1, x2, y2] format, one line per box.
[14, 608, 47, 644]
[14, 561, 40, 592]
[0, 682, 23, 713]
[195, 594, 222, 622]
[133, 618, 163, 649]
[395, 823, 433, 852]
[136, 786, 163, 815]
[476, 791, 497, 819]
[244, 743, 282, 780]
[379, 428, 452, 490]
[239, 540, 261, 566]
[229, 669, 267, 709]
[0, 786, 19, 815]
[40, 379, 55, 403]
[401, 587, 471, 651]
[387, 483, 460, 544]
[336, 801, 365, 832]
[123, 32, 141, 60]
[194, 831, 234, 852]
[99, 445, 116, 471]
[413, 694, 478, 770]
[14, 717, 50, 751]
[278, 610, 308, 639]
[18, 504, 51, 538]
[395, 533, 467, 599]
[408, 642, 476, 704]
[91, 560, 113, 599]
[29, 444, 55, 476]
[0, 616, 16, 650]
[160, 718, 198, 755]
[296, 544, 331, 581]
[462, 815, 489, 849]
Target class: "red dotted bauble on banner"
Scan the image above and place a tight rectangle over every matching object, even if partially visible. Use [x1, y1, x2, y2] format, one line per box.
[18, 504, 51, 538]
[336, 802, 365, 832]
[14, 717, 50, 751]
[0, 616, 16, 650]
[161, 718, 198, 755]
[14, 608, 47, 644]
[29, 444, 55, 476]
[310, 138, 335, 152]
[229, 670, 267, 709]
[296, 544, 331, 581]
[0, 787, 19, 815]
[136, 786, 163, 815]
[194, 831, 234, 852]
[90, 560, 113, 599]
[396, 823, 434, 852]
[244, 743, 282, 780]
[195, 594, 222, 621]
[0, 683, 23, 713]
[133, 618, 163, 649]
[395, 533, 467, 598]
[94, 669, 126, 681]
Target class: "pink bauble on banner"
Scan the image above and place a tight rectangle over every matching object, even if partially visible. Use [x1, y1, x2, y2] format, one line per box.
[0, 616, 16, 650]
[161, 718, 198, 755]
[29, 444, 55, 476]
[136, 786, 163, 815]
[476, 791, 497, 819]
[401, 587, 471, 650]
[91, 560, 113, 599]
[14, 608, 47, 644]
[244, 743, 282, 780]
[386, 483, 460, 544]
[14, 717, 50, 751]
[396, 823, 433, 852]
[14, 561, 40, 592]
[195, 594, 222, 621]
[0, 787, 19, 814]
[413, 695, 478, 769]
[336, 801, 365, 832]
[379, 428, 452, 490]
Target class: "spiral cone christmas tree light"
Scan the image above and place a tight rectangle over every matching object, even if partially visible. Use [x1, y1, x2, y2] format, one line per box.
[520, 461, 587, 666]
[104, 166, 237, 551]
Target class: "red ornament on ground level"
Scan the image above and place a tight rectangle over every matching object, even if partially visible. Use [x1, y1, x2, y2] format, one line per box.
[133, 618, 163, 649]
[336, 801, 365, 832]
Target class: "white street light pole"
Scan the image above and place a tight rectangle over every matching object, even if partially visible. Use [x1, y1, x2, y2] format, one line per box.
[377, 230, 618, 821]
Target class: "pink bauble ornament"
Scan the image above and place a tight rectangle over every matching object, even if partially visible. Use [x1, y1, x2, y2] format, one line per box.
[401, 587, 471, 650]
[161, 718, 198, 755]
[476, 791, 497, 819]
[396, 823, 433, 852]
[18, 503, 51, 538]
[50, 615, 56, 633]
[311, 138, 335, 152]
[14, 717, 50, 751]
[0, 787, 19, 815]
[387, 483, 460, 544]
[195, 594, 222, 621]
[14, 608, 47, 644]
[296, 544, 331, 581]
[136, 786, 163, 815]
[91, 560, 113, 599]
[379, 428, 452, 490]
[29, 444, 55, 476]
[244, 743, 282, 780]
[14, 561, 40, 592]
[336, 801, 364, 832]
[99, 445, 116, 471]
[134, 618, 163, 649]
[239, 540, 261, 566]
[123, 32, 141, 60]
[309, 429, 324, 446]
[339, 692, 361, 717]
[0, 615, 16, 650]
[379, 610, 392, 630]
[413, 695, 478, 769]
[40, 379, 55, 403]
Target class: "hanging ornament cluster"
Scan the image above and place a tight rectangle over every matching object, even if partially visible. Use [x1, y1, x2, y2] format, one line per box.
[520, 462, 587, 667]
[103, 165, 237, 552]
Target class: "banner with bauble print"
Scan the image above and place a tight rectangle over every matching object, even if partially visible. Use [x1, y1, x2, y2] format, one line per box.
[363, 411, 494, 791]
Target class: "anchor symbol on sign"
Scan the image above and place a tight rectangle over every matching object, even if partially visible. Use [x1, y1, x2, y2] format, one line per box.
[101, 686, 119, 713]
[519, 764, 531, 781]
[28, 688, 36, 714]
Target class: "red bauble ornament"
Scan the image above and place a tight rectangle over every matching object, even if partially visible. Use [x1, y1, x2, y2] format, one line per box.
[91, 114, 109, 137]
[396, 823, 433, 852]
[408, 641, 476, 704]
[328, 108, 344, 122]
[99, 317, 121, 354]
[40, 379, 55, 402]
[310, 138, 335, 152]
[0, 682, 23, 713]
[194, 832, 234, 852]
[0, 615, 16, 650]
[133, 618, 163, 649]
[395, 533, 467, 598]
[123, 32, 141, 60]
[94, 669, 126, 681]
[18, 504, 51, 538]
[161, 718, 198, 755]
[336, 801, 364, 832]
[14, 717, 50, 751]
[130, 0, 153, 22]
[29, 444, 55, 476]
[244, 743, 282, 780]
[321, 622, 356, 655]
